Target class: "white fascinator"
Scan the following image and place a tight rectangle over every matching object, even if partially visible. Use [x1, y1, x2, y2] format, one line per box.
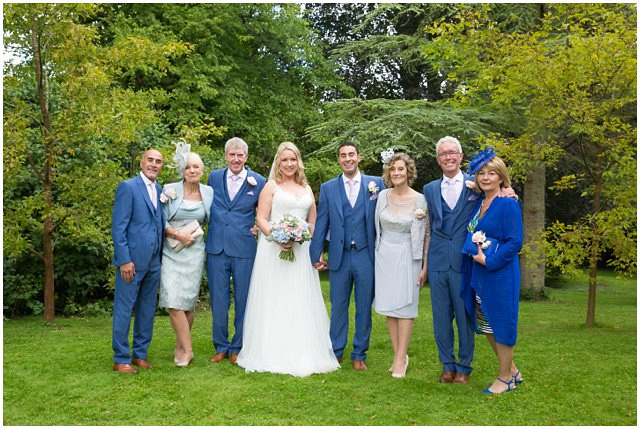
[172, 140, 191, 173]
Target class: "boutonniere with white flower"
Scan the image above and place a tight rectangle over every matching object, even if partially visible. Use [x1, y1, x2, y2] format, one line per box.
[160, 188, 178, 204]
[414, 208, 426, 220]
[471, 230, 492, 249]
[465, 180, 476, 190]
[368, 181, 379, 194]
[247, 176, 257, 186]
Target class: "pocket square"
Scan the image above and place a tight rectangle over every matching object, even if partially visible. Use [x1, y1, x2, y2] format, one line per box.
[467, 194, 479, 201]
[369, 194, 378, 200]
[247, 191, 254, 196]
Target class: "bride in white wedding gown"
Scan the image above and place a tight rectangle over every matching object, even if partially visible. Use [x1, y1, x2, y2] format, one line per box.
[237, 142, 340, 377]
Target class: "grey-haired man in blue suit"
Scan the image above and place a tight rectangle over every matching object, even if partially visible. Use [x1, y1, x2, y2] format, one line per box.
[423, 136, 478, 384]
[111, 149, 165, 374]
[424, 136, 517, 384]
[205, 137, 266, 365]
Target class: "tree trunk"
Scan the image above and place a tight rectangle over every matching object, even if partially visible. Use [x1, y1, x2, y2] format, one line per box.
[31, 17, 56, 324]
[521, 163, 546, 299]
[586, 166, 602, 328]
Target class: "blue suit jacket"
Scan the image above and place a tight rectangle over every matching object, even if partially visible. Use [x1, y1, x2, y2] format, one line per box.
[310, 174, 384, 271]
[423, 173, 479, 273]
[112, 173, 164, 270]
[205, 168, 266, 259]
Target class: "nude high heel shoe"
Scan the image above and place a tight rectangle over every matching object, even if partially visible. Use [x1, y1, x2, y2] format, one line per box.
[392, 355, 409, 378]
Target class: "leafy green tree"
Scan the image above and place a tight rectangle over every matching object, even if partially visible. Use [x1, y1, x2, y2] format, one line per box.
[100, 3, 344, 173]
[306, 3, 459, 101]
[304, 98, 515, 185]
[426, 4, 636, 324]
[3, 3, 188, 322]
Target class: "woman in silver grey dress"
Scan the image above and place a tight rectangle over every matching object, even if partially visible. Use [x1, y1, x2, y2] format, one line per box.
[373, 152, 430, 378]
[159, 144, 213, 366]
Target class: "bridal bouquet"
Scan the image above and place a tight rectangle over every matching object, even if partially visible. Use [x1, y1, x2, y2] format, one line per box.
[267, 214, 312, 262]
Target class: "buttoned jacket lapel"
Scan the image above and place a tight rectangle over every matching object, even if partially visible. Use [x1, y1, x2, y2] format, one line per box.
[333, 175, 345, 220]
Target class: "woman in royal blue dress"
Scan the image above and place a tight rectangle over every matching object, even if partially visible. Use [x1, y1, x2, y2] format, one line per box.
[461, 148, 523, 394]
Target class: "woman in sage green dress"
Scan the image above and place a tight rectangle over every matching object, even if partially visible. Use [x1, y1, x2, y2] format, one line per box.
[159, 144, 213, 367]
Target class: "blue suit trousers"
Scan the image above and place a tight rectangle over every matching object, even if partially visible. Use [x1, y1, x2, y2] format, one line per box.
[328, 247, 374, 361]
[428, 269, 475, 375]
[207, 252, 254, 354]
[112, 253, 161, 364]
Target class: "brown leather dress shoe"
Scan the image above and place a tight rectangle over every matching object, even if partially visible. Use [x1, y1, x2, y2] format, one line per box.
[453, 372, 470, 384]
[337, 357, 344, 364]
[439, 370, 456, 383]
[353, 360, 368, 371]
[208, 352, 228, 363]
[113, 363, 138, 374]
[230, 353, 239, 365]
[131, 358, 153, 369]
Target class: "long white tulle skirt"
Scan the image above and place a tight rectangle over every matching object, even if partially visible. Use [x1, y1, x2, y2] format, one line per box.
[237, 235, 340, 377]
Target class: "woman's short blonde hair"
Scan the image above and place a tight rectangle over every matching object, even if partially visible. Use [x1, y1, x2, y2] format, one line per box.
[382, 152, 417, 187]
[272, 141, 308, 186]
[180, 152, 205, 178]
[473, 155, 511, 189]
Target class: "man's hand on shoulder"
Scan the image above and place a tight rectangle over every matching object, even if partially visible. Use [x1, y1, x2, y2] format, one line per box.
[499, 187, 518, 200]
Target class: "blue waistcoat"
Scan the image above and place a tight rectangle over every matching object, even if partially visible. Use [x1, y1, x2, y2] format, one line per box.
[339, 181, 368, 250]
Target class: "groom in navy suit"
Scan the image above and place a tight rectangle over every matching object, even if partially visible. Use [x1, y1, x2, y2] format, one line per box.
[111, 149, 165, 374]
[206, 137, 266, 365]
[310, 142, 384, 371]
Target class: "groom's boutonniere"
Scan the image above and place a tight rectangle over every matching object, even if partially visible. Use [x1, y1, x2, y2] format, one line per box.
[368, 181, 379, 194]
[160, 188, 178, 204]
[247, 176, 257, 186]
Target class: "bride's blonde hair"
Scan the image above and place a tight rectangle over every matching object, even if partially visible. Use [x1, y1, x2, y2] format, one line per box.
[269, 141, 308, 186]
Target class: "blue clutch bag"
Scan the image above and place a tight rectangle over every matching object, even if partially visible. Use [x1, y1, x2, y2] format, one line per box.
[462, 231, 499, 256]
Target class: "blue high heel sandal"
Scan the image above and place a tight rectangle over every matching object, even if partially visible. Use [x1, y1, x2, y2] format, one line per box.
[483, 377, 516, 394]
[512, 370, 524, 384]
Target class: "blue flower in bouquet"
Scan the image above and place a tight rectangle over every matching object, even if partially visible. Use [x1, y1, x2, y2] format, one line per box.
[267, 214, 312, 262]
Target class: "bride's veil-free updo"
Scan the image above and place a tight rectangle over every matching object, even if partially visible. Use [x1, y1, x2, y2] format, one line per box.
[268, 141, 308, 186]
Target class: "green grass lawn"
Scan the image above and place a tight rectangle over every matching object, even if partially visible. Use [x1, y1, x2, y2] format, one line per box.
[3, 270, 636, 425]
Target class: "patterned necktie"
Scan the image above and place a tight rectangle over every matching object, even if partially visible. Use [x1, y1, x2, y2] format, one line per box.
[229, 175, 242, 200]
[149, 183, 157, 209]
[347, 179, 358, 207]
[445, 178, 457, 210]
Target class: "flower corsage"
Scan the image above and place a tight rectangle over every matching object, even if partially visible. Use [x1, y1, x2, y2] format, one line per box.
[160, 188, 178, 204]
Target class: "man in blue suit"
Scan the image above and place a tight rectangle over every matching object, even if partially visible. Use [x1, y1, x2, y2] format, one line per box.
[310, 142, 384, 371]
[423, 136, 478, 384]
[111, 149, 165, 374]
[206, 137, 266, 365]
[424, 137, 517, 384]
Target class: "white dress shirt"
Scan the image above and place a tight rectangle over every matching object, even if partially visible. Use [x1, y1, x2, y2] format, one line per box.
[440, 170, 464, 207]
[140, 172, 157, 208]
[342, 171, 362, 204]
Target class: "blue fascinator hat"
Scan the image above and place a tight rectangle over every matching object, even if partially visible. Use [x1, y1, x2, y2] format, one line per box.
[467, 146, 496, 175]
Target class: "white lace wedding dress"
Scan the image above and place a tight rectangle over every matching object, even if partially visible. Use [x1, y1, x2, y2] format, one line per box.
[237, 184, 340, 377]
